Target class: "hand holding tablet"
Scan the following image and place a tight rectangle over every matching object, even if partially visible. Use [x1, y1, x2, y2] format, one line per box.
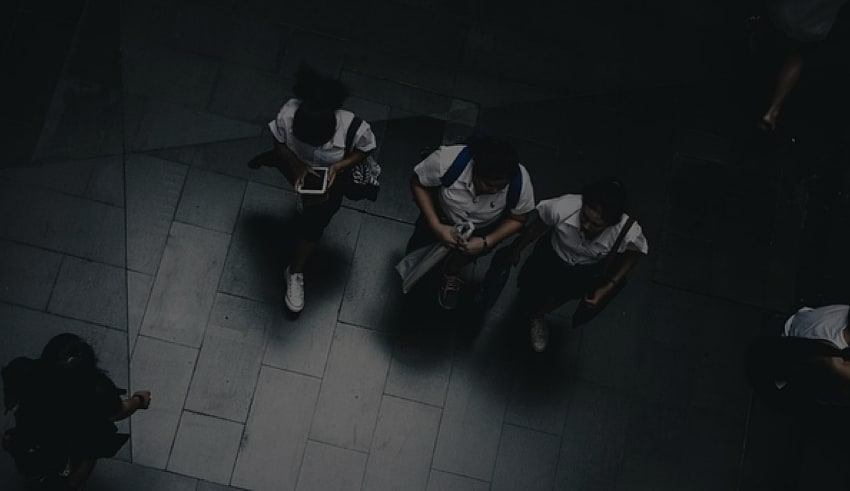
[296, 166, 329, 195]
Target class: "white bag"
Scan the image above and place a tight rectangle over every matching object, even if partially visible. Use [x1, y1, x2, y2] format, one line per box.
[395, 222, 474, 294]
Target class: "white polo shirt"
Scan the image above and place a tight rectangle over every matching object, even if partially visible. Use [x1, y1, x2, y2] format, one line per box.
[414, 145, 536, 228]
[784, 304, 849, 349]
[537, 194, 649, 266]
[268, 98, 377, 167]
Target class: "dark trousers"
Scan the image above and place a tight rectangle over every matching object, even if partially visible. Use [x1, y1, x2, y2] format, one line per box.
[517, 234, 602, 314]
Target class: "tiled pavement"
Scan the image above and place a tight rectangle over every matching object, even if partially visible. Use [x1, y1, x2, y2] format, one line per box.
[2, 1, 850, 490]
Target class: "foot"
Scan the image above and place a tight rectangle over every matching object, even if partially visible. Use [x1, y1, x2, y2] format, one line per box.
[284, 267, 305, 313]
[529, 318, 548, 352]
[757, 108, 779, 132]
[438, 274, 464, 310]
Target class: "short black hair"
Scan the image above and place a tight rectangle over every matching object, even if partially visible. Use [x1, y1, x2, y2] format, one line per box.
[468, 137, 519, 182]
[41, 333, 97, 373]
[581, 178, 627, 225]
[291, 63, 348, 147]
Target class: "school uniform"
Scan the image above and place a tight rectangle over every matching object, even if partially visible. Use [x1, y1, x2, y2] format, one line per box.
[407, 145, 536, 253]
[518, 194, 648, 305]
[784, 305, 849, 349]
[268, 98, 377, 240]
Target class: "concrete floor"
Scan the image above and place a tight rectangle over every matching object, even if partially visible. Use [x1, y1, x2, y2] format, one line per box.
[2, 0, 850, 490]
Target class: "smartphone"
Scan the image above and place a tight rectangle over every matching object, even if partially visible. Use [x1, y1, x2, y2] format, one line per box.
[296, 167, 329, 194]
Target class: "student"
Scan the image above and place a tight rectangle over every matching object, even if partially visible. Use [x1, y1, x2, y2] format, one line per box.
[2, 333, 151, 490]
[248, 65, 377, 313]
[748, 0, 848, 131]
[499, 179, 648, 352]
[408, 137, 535, 310]
[747, 305, 850, 408]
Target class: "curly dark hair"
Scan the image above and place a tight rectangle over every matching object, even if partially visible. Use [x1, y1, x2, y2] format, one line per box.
[291, 64, 349, 146]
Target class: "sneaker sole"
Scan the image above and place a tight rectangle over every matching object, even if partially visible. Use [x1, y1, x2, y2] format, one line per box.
[284, 296, 304, 313]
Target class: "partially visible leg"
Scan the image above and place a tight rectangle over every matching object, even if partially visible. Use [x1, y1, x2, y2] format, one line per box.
[65, 458, 97, 491]
[437, 251, 479, 310]
[284, 180, 345, 313]
[760, 43, 806, 131]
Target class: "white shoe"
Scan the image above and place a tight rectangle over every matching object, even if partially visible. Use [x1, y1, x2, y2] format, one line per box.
[284, 267, 304, 313]
[529, 318, 548, 352]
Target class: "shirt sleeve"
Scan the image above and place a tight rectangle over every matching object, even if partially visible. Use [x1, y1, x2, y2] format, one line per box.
[268, 99, 300, 144]
[536, 195, 578, 226]
[620, 220, 649, 254]
[508, 165, 536, 215]
[353, 120, 378, 153]
[413, 146, 453, 187]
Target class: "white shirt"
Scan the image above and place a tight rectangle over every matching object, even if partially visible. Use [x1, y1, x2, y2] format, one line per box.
[268, 98, 377, 167]
[784, 304, 849, 349]
[414, 145, 536, 228]
[537, 194, 649, 266]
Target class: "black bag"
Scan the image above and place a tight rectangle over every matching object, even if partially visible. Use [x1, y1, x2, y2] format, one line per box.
[342, 117, 380, 202]
[571, 216, 636, 328]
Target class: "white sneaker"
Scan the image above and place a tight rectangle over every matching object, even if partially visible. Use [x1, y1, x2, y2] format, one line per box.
[284, 267, 304, 313]
[529, 318, 548, 352]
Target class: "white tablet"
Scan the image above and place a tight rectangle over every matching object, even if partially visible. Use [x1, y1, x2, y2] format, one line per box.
[296, 167, 329, 195]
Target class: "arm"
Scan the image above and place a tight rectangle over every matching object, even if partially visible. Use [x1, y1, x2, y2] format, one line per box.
[328, 149, 367, 187]
[462, 213, 528, 256]
[492, 214, 550, 265]
[584, 250, 642, 306]
[273, 141, 314, 189]
[410, 174, 459, 248]
[111, 390, 151, 421]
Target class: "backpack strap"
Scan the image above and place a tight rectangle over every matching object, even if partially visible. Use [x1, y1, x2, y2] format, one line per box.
[440, 146, 472, 187]
[505, 168, 522, 211]
[600, 216, 636, 277]
[345, 116, 364, 156]
[440, 145, 523, 212]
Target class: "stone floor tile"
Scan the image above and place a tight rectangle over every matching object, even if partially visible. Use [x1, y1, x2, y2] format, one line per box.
[130, 336, 198, 469]
[87, 458, 198, 491]
[432, 357, 510, 481]
[123, 45, 220, 110]
[0, 239, 62, 310]
[141, 222, 231, 347]
[127, 270, 154, 354]
[125, 154, 188, 274]
[362, 396, 441, 491]
[309, 323, 392, 452]
[491, 425, 560, 491]
[185, 293, 268, 421]
[0, 179, 125, 267]
[175, 167, 246, 233]
[84, 156, 124, 207]
[231, 366, 320, 491]
[168, 411, 244, 485]
[295, 441, 368, 491]
[208, 64, 289, 125]
[339, 215, 413, 330]
[48, 256, 127, 329]
[426, 471, 490, 491]
[126, 98, 263, 152]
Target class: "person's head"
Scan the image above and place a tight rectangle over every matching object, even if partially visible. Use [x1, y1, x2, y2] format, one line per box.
[580, 179, 627, 236]
[291, 63, 348, 147]
[468, 137, 519, 194]
[41, 333, 97, 373]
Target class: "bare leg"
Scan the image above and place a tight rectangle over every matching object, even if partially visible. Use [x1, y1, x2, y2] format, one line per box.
[760, 44, 805, 131]
[291, 238, 318, 273]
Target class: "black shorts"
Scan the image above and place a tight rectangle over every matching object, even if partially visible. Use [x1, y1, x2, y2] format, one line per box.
[274, 155, 348, 242]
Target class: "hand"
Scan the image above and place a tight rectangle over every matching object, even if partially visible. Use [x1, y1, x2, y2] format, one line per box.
[433, 223, 460, 249]
[460, 236, 486, 255]
[327, 163, 343, 189]
[132, 390, 152, 410]
[583, 283, 614, 308]
[293, 162, 317, 190]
